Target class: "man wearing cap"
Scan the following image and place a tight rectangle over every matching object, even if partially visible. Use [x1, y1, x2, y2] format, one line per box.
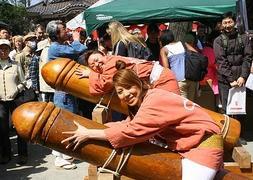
[14, 32, 39, 164]
[0, 39, 27, 164]
[15, 32, 38, 79]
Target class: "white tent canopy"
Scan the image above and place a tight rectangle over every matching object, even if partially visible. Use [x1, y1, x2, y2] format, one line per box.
[66, 12, 86, 30]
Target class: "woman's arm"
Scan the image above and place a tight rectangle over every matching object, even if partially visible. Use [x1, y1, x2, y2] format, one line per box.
[88, 71, 114, 95]
[160, 47, 169, 68]
[62, 121, 107, 150]
[105, 116, 131, 127]
[62, 116, 132, 150]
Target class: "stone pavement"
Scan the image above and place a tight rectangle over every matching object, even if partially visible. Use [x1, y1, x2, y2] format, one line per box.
[0, 135, 89, 180]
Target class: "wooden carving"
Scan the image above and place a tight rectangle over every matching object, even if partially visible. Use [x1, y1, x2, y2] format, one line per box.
[41, 58, 241, 151]
[12, 102, 248, 180]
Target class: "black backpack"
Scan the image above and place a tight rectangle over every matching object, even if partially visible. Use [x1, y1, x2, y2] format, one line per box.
[127, 42, 153, 60]
[184, 50, 208, 81]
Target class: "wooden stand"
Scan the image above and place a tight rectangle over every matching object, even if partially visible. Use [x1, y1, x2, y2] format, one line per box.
[232, 146, 251, 169]
[92, 106, 111, 124]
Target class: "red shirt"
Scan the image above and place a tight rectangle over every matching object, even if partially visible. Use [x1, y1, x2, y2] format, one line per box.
[89, 55, 179, 95]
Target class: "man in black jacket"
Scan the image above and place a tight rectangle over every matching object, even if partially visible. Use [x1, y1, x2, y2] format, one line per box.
[214, 12, 252, 142]
[214, 12, 252, 113]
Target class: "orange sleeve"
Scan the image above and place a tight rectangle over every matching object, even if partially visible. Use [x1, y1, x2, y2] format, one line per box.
[88, 71, 113, 95]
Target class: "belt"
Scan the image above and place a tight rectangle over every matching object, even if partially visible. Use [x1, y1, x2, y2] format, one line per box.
[198, 134, 223, 149]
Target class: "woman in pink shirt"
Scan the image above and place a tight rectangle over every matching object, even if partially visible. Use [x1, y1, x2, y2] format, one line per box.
[201, 34, 220, 109]
[77, 50, 179, 95]
[62, 69, 223, 180]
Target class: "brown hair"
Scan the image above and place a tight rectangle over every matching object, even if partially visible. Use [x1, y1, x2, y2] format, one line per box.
[35, 24, 45, 31]
[113, 69, 149, 119]
[115, 60, 127, 70]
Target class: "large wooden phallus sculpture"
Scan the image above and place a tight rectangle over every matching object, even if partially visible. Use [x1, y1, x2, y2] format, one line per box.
[41, 58, 240, 151]
[12, 102, 248, 179]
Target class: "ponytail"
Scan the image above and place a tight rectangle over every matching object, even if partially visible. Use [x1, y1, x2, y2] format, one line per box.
[115, 60, 127, 70]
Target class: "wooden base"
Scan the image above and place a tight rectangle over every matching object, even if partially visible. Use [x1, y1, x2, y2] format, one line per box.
[86, 164, 135, 180]
[232, 147, 251, 169]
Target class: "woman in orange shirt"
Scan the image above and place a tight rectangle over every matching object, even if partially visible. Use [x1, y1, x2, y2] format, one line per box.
[77, 50, 179, 95]
[62, 69, 223, 180]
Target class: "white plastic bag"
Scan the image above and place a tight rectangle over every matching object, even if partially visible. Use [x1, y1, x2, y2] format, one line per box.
[245, 73, 253, 90]
[226, 87, 246, 115]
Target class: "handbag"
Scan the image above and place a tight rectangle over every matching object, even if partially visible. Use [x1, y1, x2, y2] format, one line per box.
[226, 86, 246, 115]
[14, 87, 38, 106]
[245, 73, 253, 91]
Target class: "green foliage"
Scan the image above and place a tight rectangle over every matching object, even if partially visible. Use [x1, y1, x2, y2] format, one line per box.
[0, 2, 30, 35]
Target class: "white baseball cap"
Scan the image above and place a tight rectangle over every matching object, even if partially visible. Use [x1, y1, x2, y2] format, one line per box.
[0, 39, 11, 48]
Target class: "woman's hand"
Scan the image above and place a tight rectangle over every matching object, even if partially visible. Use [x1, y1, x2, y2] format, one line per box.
[61, 121, 107, 151]
[61, 121, 90, 151]
[75, 67, 90, 79]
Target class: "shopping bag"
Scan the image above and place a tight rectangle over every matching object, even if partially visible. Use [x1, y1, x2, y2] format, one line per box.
[226, 87, 246, 115]
[245, 73, 253, 91]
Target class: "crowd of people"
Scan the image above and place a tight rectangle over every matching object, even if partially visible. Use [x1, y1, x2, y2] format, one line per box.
[0, 11, 252, 179]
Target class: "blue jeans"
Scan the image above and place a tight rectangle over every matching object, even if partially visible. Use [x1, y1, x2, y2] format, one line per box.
[53, 91, 77, 113]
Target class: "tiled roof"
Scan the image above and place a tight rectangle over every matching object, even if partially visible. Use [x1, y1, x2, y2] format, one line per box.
[27, 0, 98, 18]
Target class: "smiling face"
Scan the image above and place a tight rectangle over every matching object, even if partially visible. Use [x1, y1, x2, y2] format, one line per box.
[222, 17, 235, 33]
[115, 85, 141, 106]
[87, 53, 105, 73]
[14, 39, 23, 51]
